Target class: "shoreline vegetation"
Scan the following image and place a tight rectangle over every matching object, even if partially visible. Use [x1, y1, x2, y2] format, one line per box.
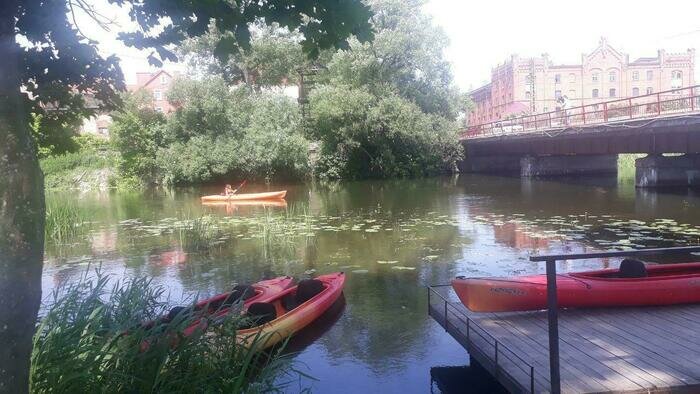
[39, 0, 468, 191]
[31, 272, 302, 393]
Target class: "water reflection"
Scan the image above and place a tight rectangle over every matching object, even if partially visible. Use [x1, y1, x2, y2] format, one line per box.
[41, 175, 700, 392]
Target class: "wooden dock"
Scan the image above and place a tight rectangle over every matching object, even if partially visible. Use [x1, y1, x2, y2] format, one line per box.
[428, 285, 700, 393]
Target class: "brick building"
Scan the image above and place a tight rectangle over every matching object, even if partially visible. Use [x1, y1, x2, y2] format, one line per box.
[468, 38, 695, 126]
[128, 70, 178, 113]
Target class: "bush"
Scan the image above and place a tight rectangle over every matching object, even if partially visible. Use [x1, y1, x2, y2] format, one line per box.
[157, 79, 309, 184]
[308, 85, 463, 179]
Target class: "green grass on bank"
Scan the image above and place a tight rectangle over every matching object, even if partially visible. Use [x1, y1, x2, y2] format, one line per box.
[31, 273, 302, 393]
[618, 154, 644, 184]
[40, 136, 119, 191]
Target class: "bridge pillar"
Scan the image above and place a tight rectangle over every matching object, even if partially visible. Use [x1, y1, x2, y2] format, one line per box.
[520, 155, 618, 177]
[635, 154, 700, 188]
[458, 155, 521, 174]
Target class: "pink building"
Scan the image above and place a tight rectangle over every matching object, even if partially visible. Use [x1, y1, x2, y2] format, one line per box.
[127, 70, 178, 113]
[468, 38, 696, 126]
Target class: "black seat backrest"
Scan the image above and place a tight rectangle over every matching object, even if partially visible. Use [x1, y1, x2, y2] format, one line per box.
[246, 302, 277, 326]
[295, 279, 324, 305]
[223, 285, 255, 306]
[619, 259, 648, 278]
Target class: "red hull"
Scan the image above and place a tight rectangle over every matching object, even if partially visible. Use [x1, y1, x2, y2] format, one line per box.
[452, 262, 700, 312]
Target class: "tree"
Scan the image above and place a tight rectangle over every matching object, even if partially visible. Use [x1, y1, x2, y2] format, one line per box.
[0, 1, 373, 391]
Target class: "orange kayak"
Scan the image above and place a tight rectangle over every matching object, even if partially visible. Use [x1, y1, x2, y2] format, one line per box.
[237, 272, 345, 350]
[452, 261, 700, 312]
[200, 191, 287, 202]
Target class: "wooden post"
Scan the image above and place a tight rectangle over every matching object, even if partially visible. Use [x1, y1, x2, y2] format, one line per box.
[546, 258, 561, 394]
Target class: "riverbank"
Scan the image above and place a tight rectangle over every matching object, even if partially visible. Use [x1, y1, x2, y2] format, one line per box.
[40, 137, 119, 191]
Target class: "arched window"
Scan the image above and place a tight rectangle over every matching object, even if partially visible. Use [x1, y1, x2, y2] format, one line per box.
[609, 71, 616, 82]
[632, 87, 639, 96]
[632, 71, 639, 81]
[592, 73, 599, 82]
[609, 88, 616, 98]
[592, 89, 599, 98]
[568, 73, 576, 83]
[671, 70, 683, 89]
[672, 70, 682, 79]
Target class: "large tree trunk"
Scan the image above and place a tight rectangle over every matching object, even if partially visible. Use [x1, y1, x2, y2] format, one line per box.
[0, 5, 45, 393]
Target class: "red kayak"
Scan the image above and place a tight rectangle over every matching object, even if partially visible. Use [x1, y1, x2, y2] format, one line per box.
[237, 272, 345, 350]
[452, 260, 700, 312]
[142, 276, 293, 337]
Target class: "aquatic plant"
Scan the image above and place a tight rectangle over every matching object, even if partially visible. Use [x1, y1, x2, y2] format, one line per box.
[45, 201, 89, 243]
[30, 272, 303, 393]
[178, 215, 224, 252]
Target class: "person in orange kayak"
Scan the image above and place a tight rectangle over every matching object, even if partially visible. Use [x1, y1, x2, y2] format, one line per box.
[224, 184, 234, 196]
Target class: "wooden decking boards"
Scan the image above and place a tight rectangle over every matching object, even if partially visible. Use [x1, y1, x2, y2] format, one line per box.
[428, 286, 700, 393]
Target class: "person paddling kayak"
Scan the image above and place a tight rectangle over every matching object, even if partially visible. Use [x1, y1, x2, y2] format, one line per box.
[224, 180, 247, 196]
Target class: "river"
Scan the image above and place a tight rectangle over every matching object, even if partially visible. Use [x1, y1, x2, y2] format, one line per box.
[43, 174, 700, 393]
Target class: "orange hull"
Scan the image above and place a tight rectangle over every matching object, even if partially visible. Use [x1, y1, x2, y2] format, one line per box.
[453, 262, 700, 312]
[200, 191, 287, 202]
[237, 272, 345, 350]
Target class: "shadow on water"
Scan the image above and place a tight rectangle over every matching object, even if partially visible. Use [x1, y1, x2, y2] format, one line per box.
[282, 295, 347, 354]
[430, 364, 507, 394]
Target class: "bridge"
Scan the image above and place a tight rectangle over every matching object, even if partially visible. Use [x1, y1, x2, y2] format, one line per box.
[459, 85, 700, 187]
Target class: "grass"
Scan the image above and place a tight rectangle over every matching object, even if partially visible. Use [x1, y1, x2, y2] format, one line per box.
[45, 201, 89, 243]
[40, 140, 119, 191]
[178, 215, 224, 252]
[618, 154, 643, 184]
[30, 271, 303, 393]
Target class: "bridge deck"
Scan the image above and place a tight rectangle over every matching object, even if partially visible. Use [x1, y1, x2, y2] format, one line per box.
[429, 285, 700, 393]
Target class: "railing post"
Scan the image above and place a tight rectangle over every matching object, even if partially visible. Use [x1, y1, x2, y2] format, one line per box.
[657, 93, 661, 115]
[603, 102, 608, 122]
[581, 105, 586, 125]
[628, 98, 633, 119]
[691, 88, 695, 112]
[546, 258, 561, 394]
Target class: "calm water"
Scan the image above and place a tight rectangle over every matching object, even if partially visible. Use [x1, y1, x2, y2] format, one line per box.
[43, 175, 700, 393]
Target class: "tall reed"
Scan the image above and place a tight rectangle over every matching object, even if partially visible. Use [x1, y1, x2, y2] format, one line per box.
[45, 201, 89, 243]
[30, 272, 303, 393]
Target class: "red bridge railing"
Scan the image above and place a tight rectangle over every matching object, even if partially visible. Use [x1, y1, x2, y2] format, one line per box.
[461, 85, 700, 139]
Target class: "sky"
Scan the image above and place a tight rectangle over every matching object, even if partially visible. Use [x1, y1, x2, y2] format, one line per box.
[76, 0, 700, 90]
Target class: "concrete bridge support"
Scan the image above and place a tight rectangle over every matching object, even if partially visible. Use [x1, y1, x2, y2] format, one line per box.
[458, 155, 521, 174]
[635, 154, 700, 188]
[520, 154, 618, 177]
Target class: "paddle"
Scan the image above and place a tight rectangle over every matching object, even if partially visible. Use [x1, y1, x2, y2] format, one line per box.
[231, 180, 247, 195]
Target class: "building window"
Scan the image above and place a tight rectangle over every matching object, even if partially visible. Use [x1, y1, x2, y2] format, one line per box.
[543, 107, 548, 112]
[555, 74, 561, 84]
[160, 74, 168, 85]
[646, 87, 653, 95]
[568, 89, 576, 98]
[609, 88, 616, 98]
[632, 71, 639, 81]
[592, 89, 599, 98]
[555, 90, 562, 99]
[671, 70, 683, 89]
[592, 73, 599, 82]
[569, 73, 576, 83]
[609, 71, 616, 82]
[155, 106, 163, 113]
[525, 91, 531, 99]
[632, 87, 639, 96]
[153, 90, 162, 101]
[646, 70, 653, 80]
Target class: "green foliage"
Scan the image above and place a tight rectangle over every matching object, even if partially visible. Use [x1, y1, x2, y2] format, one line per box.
[308, 85, 462, 179]
[40, 142, 119, 191]
[180, 23, 307, 88]
[110, 91, 167, 184]
[29, 113, 81, 158]
[323, 0, 466, 119]
[30, 273, 299, 393]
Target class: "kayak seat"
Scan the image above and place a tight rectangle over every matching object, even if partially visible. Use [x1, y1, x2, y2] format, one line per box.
[244, 302, 277, 327]
[296, 279, 325, 304]
[618, 259, 648, 278]
[209, 284, 255, 311]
